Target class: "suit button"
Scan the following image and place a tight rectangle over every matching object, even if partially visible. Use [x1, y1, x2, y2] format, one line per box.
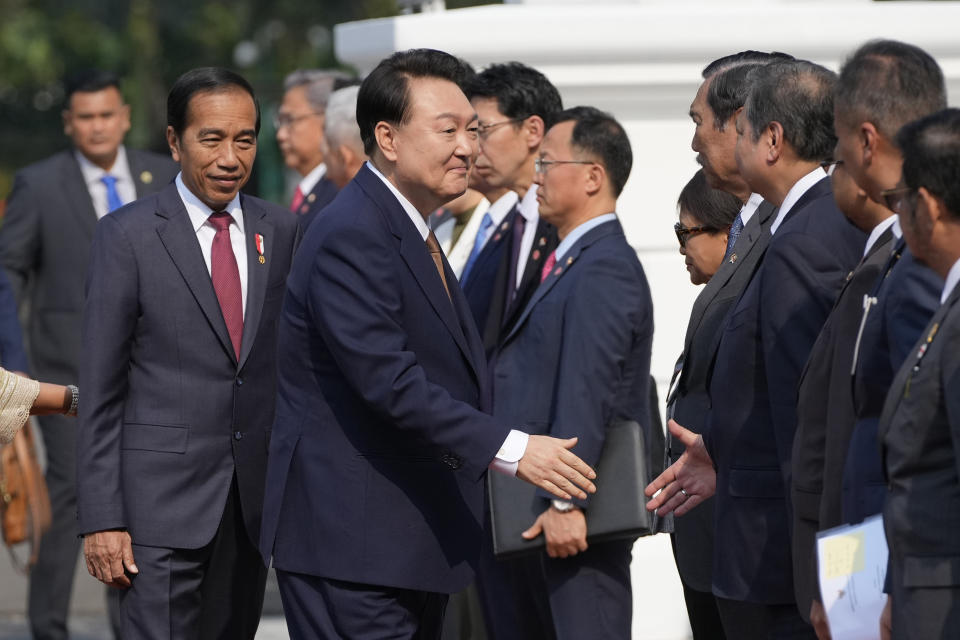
[234, 431, 243, 441]
[236, 377, 244, 386]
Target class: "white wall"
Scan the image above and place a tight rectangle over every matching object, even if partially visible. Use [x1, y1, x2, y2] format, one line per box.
[334, 3, 960, 637]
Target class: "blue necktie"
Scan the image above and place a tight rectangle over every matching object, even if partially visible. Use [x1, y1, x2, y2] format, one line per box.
[460, 211, 494, 285]
[722, 213, 744, 263]
[101, 175, 124, 213]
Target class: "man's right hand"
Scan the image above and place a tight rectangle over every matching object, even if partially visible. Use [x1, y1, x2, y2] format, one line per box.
[83, 530, 138, 589]
[517, 435, 597, 500]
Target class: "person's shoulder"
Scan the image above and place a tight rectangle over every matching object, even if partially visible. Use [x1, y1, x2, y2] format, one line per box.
[14, 150, 76, 184]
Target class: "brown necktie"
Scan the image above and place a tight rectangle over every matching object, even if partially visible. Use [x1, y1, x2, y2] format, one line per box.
[425, 231, 452, 302]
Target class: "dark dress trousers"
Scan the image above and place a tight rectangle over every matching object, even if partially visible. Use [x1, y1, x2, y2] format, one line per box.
[294, 174, 339, 233]
[77, 183, 298, 639]
[0, 148, 176, 640]
[790, 226, 895, 621]
[261, 165, 513, 638]
[486, 219, 653, 640]
[667, 200, 775, 639]
[879, 283, 960, 640]
[841, 240, 941, 524]
[704, 176, 864, 633]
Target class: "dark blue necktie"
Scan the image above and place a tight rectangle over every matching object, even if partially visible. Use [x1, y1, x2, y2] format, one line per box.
[460, 211, 493, 285]
[722, 214, 744, 262]
[101, 175, 124, 213]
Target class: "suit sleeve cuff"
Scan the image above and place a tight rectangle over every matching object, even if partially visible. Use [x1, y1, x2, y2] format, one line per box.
[488, 429, 528, 476]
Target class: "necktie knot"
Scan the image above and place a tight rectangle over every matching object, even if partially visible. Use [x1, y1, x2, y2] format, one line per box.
[209, 211, 232, 232]
[101, 175, 117, 188]
[426, 230, 442, 254]
[100, 174, 124, 213]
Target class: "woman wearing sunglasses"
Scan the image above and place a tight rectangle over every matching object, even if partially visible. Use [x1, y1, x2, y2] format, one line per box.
[675, 170, 742, 285]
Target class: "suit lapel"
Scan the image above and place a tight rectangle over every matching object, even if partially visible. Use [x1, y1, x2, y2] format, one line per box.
[62, 153, 99, 242]
[154, 184, 237, 364]
[237, 196, 273, 371]
[126, 149, 160, 198]
[355, 167, 480, 382]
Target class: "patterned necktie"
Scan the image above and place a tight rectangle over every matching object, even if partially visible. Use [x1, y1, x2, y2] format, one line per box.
[100, 175, 124, 213]
[208, 212, 244, 358]
[722, 214, 744, 263]
[425, 231, 452, 302]
[290, 186, 305, 213]
[540, 250, 557, 283]
[460, 211, 493, 285]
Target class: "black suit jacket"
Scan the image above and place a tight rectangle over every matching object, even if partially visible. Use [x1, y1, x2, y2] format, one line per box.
[880, 283, 960, 635]
[790, 225, 894, 618]
[705, 176, 864, 604]
[0, 148, 177, 383]
[295, 175, 339, 233]
[667, 199, 775, 592]
[461, 208, 516, 337]
[76, 183, 298, 549]
[841, 240, 941, 525]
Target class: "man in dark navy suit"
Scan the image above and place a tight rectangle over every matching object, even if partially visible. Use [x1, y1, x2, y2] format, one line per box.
[464, 63, 561, 354]
[648, 59, 864, 639]
[275, 69, 352, 230]
[486, 107, 652, 640]
[879, 108, 960, 640]
[260, 48, 597, 640]
[671, 50, 789, 640]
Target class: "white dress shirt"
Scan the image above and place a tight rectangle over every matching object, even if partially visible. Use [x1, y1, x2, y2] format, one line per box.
[75, 145, 137, 219]
[448, 190, 519, 278]
[175, 174, 248, 318]
[863, 215, 897, 257]
[770, 167, 828, 235]
[514, 184, 541, 289]
[366, 162, 528, 473]
[297, 163, 327, 197]
[941, 257, 960, 304]
[740, 192, 765, 226]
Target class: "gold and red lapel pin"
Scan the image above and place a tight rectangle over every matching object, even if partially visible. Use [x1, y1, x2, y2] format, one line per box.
[255, 234, 265, 264]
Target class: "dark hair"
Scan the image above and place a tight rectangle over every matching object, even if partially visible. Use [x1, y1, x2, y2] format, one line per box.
[706, 52, 796, 130]
[356, 48, 474, 156]
[677, 169, 741, 229]
[167, 67, 260, 136]
[64, 69, 121, 106]
[836, 39, 946, 141]
[463, 62, 563, 130]
[745, 60, 837, 162]
[896, 108, 960, 219]
[553, 106, 632, 197]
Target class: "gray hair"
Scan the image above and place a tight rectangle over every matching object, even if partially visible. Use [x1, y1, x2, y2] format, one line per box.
[283, 69, 353, 114]
[324, 85, 363, 153]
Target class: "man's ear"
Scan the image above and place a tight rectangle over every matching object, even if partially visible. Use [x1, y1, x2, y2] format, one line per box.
[766, 121, 784, 165]
[584, 162, 605, 197]
[860, 121, 881, 168]
[524, 115, 546, 152]
[374, 122, 399, 163]
[165, 126, 181, 163]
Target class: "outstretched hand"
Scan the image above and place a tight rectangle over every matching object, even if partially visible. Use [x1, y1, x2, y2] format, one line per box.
[644, 419, 715, 517]
[517, 435, 597, 501]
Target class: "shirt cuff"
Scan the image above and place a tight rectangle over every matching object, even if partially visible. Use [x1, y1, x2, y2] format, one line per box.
[488, 429, 529, 477]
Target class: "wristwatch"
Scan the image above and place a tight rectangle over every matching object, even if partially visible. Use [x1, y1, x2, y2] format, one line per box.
[551, 499, 576, 513]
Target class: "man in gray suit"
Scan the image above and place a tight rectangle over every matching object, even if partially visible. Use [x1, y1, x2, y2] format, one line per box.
[77, 67, 298, 639]
[0, 69, 176, 640]
[878, 107, 960, 640]
[668, 50, 787, 640]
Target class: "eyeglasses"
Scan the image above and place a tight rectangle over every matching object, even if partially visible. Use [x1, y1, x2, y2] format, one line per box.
[880, 186, 917, 213]
[477, 118, 524, 139]
[273, 112, 321, 130]
[674, 222, 715, 248]
[820, 159, 844, 176]
[534, 158, 596, 174]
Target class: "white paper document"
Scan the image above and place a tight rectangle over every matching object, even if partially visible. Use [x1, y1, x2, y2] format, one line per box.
[816, 514, 888, 640]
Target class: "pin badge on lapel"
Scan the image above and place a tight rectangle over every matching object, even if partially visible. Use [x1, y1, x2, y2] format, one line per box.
[500, 222, 509, 231]
[255, 234, 265, 264]
[307, 193, 316, 203]
[532, 249, 540, 260]
[538, 237, 546, 246]
[729, 253, 738, 264]
[140, 170, 153, 185]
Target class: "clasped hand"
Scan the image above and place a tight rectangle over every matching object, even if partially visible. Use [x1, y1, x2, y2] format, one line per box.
[516, 435, 597, 500]
[522, 506, 588, 558]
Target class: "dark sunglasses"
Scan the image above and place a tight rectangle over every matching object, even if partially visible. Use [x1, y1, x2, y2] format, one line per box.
[880, 186, 916, 213]
[674, 222, 715, 248]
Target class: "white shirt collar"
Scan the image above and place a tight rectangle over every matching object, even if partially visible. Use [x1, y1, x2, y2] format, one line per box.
[941, 257, 960, 304]
[555, 213, 617, 261]
[365, 161, 430, 241]
[891, 217, 903, 239]
[740, 193, 764, 226]
[863, 215, 897, 257]
[75, 145, 133, 186]
[297, 163, 327, 196]
[770, 167, 827, 235]
[487, 190, 520, 225]
[517, 184, 539, 222]
[176, 173, 244, 234]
